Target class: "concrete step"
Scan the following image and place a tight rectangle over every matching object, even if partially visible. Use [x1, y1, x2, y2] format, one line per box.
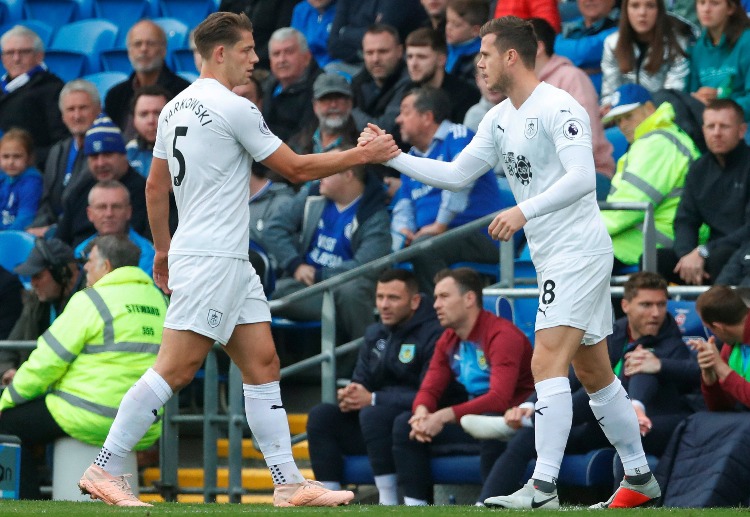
[141, 493, 274, 504]
[142, 467, 315, 491]
[215, 438, 309, 460]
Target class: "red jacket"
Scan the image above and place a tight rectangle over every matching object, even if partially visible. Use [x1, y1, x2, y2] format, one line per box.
[494, 0, 561, 34]
[412, 310, 534, 421]
[701, 317, 750, 411]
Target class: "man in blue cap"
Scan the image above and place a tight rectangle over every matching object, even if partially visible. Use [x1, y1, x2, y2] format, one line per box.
[601, 83, 701, 271]
[54, 115, 149, 247]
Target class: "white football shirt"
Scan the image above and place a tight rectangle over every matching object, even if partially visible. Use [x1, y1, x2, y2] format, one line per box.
[463, 82, 611, 269]
[153, 78, 282, 259]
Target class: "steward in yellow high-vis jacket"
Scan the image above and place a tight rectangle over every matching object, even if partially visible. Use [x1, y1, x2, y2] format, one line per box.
[0, 235, 166, 499]
[601, 84, 701, 267]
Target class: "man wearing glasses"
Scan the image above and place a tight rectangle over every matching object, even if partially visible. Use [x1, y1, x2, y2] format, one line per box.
[0, 25, 68, 168]
[104, 20, 191, 141]
[74, 180, 155, 277]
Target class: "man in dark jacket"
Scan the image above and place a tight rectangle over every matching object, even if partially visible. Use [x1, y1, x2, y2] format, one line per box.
[28, 79, 101, 237]
[306, 268, 443, 505]
[477, 272, 701, 507]
[657, 99, 750, 285]
[104, 20, 191, 141]
[328, 0, 427, 66]
[55, 116, 149, 248]
[262, 27, 322, 142]
[351, 24, 412, 143]
[266, 153, 391, 344]
[0, 25, 68, 168]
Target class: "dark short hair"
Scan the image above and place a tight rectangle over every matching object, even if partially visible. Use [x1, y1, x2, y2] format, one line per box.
[329, 143, 366, 183]
[529, 18, 555, 58]
[434, 267, 483, 307]
[91, 234, 141, 270]
[447, 0, 490, 27]
[623, 271, 668, 301]
[480, 16, 537, 69]
[378, 268, 419, 295]
[405, 86, 452, 124]
[193, 11, 253, 61]
[365, 23, 401, 44]
[696, 285, 749, 326]
[405, 27, 447, 54]
[130, 84, 173, 115]
[704, 98, 745, 124]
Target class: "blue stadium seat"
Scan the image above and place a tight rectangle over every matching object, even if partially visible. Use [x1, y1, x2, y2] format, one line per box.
[22, 0, 80, 31]
[170, 47, 198, 73]
[152, 16, 188, 53]
[524, 448, 617, 487]
[48, 19, 118, 79]
[667, 299, 708, 339]
[341, 454, 483, 486]
[0, 0, 24, 25]
[157, 0, 215, 29]
[82, 71, 128, 101]
[93, 0, 156, 43]
[0, 20, 55, 48]
[0, 230, 36, 288]
[100, 47, 131, 74]
[43, 50, 88, 82]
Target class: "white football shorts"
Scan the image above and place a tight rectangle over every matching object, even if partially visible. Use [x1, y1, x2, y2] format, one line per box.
[164, 254, 271, 344]
[534, 252, 613, 345]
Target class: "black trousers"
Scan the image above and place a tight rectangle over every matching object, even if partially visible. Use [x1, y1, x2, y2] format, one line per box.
[656, 246, 737, 285]
[0, 397, 67, 499]
[392, 410, 505, 502]
[306, 402, 407, 482]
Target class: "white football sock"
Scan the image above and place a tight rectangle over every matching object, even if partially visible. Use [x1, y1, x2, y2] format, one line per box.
[404, 496, 429, 506]
[588, 378, 650, 476]
[97, 368, 173, 476]
[243, 381, 304, 484]
[532, 377, 572, 484]
[374, 473, 398, 505]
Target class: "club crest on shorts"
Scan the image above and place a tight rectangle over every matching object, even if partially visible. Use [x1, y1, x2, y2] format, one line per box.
[525, 118, 538, 139]
[563, 119, 583, 140]
[398, 344, 416, 363]
[207, 309, 223, 328]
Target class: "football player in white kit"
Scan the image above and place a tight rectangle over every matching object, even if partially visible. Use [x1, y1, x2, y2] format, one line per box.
[78, 12, 399, 507]
[360, 16, 660, 509]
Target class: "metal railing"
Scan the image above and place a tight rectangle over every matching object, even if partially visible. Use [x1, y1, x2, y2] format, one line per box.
[0, 198, 662, 502]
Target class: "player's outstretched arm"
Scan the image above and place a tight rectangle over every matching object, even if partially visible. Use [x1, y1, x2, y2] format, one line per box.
[361, 123, 492, 192]
[146, 157, 172, 294]
[262, 134, 400, 184]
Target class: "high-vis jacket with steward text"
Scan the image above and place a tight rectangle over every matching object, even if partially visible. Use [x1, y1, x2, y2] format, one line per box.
[0, 266, 167, 448]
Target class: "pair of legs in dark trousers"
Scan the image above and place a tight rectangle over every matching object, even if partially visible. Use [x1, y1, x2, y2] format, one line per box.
[306, 402, 405, 482]
[392, 410, 506, 503]
[0, 398, 67, 499]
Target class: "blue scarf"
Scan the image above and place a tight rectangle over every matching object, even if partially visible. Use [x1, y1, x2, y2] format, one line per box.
[1, 63, 47, 94]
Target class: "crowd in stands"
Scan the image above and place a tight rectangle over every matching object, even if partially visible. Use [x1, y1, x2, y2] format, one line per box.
[1, 0, 750, 507]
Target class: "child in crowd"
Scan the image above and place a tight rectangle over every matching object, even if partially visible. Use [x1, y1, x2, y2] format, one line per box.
[688, 0, 750, 121]
[444, 0, 489, 85]
[600, 0, 689, 114]
[0, 128, 42, 231]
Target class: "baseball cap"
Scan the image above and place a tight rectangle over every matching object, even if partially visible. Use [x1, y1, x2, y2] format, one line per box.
[313, 73, 352, 100]
[14, 238, 74, 277]
[602, 84, 653, 124]
[84, 114, 126, 156]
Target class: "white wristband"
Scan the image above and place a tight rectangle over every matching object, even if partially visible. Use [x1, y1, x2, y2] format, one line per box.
[371, 392, 376, 406]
